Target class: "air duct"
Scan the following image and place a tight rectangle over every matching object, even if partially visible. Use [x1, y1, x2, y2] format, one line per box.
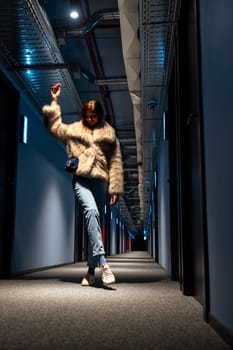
[118, 0, 144, 222]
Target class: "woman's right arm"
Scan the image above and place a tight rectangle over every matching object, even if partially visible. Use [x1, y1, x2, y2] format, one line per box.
[42, 83, 68, 142]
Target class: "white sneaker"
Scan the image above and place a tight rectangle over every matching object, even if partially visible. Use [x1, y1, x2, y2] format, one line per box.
[81, 273, 95, 286]
[101, 264, 116, 285]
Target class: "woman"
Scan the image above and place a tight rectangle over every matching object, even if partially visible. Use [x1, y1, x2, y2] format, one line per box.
[42, 83, 124, 286]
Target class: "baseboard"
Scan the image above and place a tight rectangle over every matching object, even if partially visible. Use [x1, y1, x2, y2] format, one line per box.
[209, 313, 233, 349]
[9, 261, 75, 278]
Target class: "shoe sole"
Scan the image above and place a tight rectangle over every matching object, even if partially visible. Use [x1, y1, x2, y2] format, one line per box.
[102, 278, 116, 285]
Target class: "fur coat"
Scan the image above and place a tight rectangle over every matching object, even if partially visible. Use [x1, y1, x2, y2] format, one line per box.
[42, 101, 124, 194]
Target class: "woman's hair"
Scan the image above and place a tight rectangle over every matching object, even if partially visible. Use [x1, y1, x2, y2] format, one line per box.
[81, 100, 104, 123]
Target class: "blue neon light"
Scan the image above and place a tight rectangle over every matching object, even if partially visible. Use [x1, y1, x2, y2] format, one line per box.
[22, 115, 28, 144]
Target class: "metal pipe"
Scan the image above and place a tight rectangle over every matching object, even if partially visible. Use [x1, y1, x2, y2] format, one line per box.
[54, 9, 119, 37]
[80, 0, 116, 126]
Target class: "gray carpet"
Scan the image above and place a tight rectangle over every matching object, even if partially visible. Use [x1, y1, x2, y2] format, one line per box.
[0, 251, 230, 349]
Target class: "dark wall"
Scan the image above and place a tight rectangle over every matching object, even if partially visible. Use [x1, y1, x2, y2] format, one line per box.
[0, 64, 76, 274]
[12, 96, 76, 273]
[199, 0, 233, 334]
[158, 136, 171, 273]
[0, 71, 19, 277]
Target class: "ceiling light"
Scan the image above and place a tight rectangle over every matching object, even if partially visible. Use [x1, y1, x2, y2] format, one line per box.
[70, 10, 79, 19]
[70, 0, 79, 19]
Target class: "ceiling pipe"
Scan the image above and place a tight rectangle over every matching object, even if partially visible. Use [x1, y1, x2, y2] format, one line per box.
[118, 0, 144, 223]
[54, 9, 120, 36]
[79, 1, 116, 127]
[51, 2, 120, 126]
[95, 77, 127, 85]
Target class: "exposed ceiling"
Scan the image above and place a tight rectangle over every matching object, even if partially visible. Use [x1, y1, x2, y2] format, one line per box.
[0, 0, 180, 235]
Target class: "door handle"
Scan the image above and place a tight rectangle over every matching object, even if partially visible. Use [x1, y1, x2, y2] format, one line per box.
[186, 113, 198, 126]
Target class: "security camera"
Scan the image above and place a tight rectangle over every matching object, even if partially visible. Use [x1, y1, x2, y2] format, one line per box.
[147, 98, 157, 111]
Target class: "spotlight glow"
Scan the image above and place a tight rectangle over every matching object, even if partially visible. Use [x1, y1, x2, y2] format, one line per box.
[70, 10, 79, 19]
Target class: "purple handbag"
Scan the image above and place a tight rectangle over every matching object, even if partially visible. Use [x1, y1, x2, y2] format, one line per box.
[64, 157, 79, 173]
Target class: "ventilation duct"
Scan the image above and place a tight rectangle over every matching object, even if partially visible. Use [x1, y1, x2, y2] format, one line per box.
[118, 0, 144, 223]
[119, 0, 182, 230]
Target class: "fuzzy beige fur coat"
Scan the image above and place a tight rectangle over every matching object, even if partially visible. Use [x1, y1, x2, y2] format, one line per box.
[42, 101, 124, 194]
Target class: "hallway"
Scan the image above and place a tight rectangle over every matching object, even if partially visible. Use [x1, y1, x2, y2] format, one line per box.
[0, 251, 230, 350]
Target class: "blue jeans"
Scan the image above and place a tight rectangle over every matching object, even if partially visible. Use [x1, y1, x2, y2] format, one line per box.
[72, 176, 108, 267]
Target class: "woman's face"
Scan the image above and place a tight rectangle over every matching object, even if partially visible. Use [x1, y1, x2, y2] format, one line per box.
[85, 110, 100, 127]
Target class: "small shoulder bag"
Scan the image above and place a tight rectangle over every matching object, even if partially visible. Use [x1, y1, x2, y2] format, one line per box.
[64, 157, 79, 173]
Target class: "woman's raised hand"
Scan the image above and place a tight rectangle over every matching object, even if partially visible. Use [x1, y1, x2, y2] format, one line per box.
[51, 83, 61, 102]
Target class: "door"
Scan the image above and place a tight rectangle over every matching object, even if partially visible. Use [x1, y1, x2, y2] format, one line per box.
[174, 0, 209, 315]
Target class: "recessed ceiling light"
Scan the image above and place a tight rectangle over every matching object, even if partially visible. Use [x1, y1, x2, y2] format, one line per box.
[70, 10, 79, 19]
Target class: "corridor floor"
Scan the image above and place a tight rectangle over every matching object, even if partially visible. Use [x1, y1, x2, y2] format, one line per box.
[0, 251, 231, 349]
